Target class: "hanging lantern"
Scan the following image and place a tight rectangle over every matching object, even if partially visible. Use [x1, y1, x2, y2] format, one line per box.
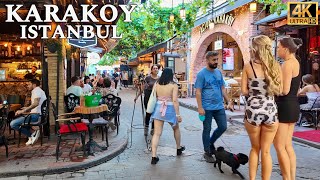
[250, 2, 257, 13]
[209, 22, 215, 30]
[180, 8, 186, 19]
[169, 13, 174, 23]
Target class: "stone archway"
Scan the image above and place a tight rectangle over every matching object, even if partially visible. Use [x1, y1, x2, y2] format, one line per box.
[190, 24, 250, 83]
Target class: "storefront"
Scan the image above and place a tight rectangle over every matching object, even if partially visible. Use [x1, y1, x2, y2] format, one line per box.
[189, 0, 266, 84]
[254, 0, 320, 83]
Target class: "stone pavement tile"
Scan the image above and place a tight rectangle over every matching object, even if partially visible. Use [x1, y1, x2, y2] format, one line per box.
[103, 173, 116, 179]
[83, 171, 99, 177]
[0, 176, 28, 180]
[56, 172, 72, 179]
[28, 176, 43, 180]
[70, 172, 84, 177]
[43, 174, 57, 179]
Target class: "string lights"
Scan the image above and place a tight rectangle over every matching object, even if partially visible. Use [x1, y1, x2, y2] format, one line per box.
[169, 0, 174, 23]
[180, 0, 186, 19]
[209, 0, 214, 29]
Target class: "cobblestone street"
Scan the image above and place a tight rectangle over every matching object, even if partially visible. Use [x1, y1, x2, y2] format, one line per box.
[2, 89, 320, 180]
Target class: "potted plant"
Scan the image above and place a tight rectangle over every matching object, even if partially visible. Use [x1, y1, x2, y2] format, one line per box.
[45, 39, 60, 53]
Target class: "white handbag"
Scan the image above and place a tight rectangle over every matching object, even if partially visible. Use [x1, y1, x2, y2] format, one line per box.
[146, 84, 157, 114]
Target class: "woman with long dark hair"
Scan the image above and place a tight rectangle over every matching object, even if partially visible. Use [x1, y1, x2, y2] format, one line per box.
[134, 64, 159, 136]
[275, 37, 303, 180]
[149, 68, 185, 165]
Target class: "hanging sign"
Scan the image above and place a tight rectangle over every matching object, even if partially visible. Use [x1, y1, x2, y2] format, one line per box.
[68, 31, 97, 48]
[214, 40, 223, 50]
[200, 13, 235, 34]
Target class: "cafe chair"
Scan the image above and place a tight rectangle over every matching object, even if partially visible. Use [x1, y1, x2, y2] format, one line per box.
[227, 84, 241, 110]
[18, 99, 49, 147]
[299, 96, 320, 130]
[64, 93, 80, 113]
[51, 100, 87, 161]
[0, 105, 9, 158]
[100, 94, 122, 135]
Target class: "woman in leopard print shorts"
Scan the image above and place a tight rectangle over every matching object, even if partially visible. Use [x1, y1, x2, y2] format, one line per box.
[241, 35, 282, 180]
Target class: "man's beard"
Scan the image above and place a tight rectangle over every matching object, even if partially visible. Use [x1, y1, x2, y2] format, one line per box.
[209, 63, 218, 69]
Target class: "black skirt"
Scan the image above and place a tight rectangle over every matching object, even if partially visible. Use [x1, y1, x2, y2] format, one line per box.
[276, 99, 300, 123]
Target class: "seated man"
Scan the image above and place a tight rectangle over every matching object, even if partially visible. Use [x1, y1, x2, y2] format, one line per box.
[10, 79, 47, 145]
[66, 76, 83, 96]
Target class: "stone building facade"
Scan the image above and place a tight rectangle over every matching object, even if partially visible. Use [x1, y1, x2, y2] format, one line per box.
[189, 4, 269, 83]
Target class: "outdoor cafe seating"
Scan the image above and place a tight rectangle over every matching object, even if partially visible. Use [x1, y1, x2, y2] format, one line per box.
[0, 104, 9, 157]
[17, 99, 49, 147]
[298, 94, 320, 130]
[51, 98, 87, 161]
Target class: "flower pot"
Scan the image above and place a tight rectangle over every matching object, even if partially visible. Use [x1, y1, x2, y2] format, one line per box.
[47, 44, 58, 53]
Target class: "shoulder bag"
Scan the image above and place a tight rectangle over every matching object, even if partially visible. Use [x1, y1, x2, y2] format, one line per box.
[146, 83, 157, 114]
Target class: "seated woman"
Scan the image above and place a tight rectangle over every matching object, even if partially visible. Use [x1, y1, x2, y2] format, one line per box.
[298, 74, 320, 96]
[298, 74, 320, 126]
[100, 78, 118, 96]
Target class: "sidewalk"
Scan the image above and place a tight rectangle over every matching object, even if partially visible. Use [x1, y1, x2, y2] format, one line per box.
[0, 124, 128, 178]
[179, 97, 320, 149]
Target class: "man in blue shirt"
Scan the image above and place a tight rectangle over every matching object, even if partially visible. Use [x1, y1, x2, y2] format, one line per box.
[195, 51, 233, 163]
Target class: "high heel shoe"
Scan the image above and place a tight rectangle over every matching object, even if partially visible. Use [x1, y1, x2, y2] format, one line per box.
[151, 157, 159, 164]
[177, 146, 186, 156]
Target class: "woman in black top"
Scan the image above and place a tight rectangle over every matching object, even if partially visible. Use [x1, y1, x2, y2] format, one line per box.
[275, 37, 303, 180]
[134, 65, 159, 136]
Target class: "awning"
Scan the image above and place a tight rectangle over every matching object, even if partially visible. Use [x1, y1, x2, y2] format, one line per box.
[136, 41, 167, 57]
[254, 10, 287, 25]
[254, 0, 320, 25]
[194, 0, 253, 27]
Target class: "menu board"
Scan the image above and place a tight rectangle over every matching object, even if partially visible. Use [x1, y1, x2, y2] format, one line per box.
[222, 48, 234, 71]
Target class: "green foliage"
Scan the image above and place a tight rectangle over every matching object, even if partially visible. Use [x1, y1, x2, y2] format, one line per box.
[228, 0, 287, 15]
[107, 0, 212, 61]
[98, 54, 117, 66]
[44, 39, 63, 61]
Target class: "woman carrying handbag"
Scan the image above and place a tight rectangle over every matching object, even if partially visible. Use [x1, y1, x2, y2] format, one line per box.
[149, 68, 185, 165]
[134, 65, 159, 136]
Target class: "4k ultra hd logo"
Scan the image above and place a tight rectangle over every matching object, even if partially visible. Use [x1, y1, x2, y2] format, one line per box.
[288, 2, 318, 25]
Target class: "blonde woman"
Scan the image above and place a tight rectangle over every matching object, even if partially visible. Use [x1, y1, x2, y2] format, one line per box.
[275, 37, 303, 180]
[241, 35, 282, 180]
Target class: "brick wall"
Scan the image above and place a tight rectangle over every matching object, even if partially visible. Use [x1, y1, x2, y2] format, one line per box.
[189, 4, 269, 83]
[45, 44, 67, 125]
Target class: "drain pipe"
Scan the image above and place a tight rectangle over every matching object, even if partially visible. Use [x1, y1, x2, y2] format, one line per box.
[56, 45, 60, 114]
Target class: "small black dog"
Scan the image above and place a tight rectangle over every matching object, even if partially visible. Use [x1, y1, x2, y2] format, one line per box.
[213, 146, 248, 179]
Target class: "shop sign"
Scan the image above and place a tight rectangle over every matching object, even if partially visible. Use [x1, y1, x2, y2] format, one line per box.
[214, 40, 223, 50]
[288, 2, 318, 25]
[200, 13, 235, 34]
[68, 31, 97, 48]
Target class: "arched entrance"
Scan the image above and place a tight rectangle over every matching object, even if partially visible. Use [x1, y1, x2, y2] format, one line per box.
[190, 24, 250, 83]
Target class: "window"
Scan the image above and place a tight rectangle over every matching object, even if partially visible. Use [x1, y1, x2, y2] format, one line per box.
[167, 57, 174, 70]
[157, 54, 161, 64]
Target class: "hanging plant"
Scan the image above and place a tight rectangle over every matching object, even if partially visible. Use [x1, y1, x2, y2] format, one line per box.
[44, 39, 61, 53]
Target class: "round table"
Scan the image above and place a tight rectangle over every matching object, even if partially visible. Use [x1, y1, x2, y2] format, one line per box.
[74, 105, 109, 155]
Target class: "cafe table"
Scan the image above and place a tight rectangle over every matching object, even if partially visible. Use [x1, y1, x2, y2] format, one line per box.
[0, 104, 21, 112]
[74, 104, 109, 155]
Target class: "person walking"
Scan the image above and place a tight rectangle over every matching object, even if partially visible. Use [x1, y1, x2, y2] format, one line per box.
[112, 70, 120, 90]
[195, 51, 233, 163]
[122, 71, 129, 88]
[150, 68, 185, 164]
[274, 37, 303, 180]
[242, 35, 282, 180]
[134, 65, 159, 136]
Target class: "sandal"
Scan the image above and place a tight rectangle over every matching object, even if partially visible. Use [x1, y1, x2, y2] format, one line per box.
[177, 146, 186, 156]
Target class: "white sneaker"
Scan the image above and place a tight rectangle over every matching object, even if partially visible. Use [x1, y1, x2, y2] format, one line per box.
[31, 130, 40, 145]
[26, 138, 32, 146]
[31, 130, 37, 137]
